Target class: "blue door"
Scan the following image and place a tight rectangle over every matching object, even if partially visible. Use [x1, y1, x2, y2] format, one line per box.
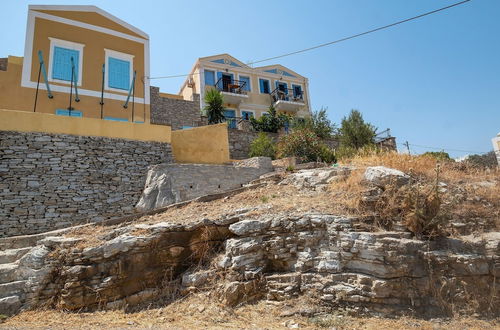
[224, 110, 236, 129]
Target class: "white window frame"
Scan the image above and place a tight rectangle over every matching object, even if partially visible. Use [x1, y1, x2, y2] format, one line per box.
[258, 77, 271, 94]
[48, 37, 85, 86]
[104, 49, 134, 93]
[239, 109, 255, 119]
[237, 74, 252, 92]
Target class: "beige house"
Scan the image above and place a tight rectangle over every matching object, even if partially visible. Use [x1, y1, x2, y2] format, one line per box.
[492, 132, 500, 166]
[179, 54, 311, 125]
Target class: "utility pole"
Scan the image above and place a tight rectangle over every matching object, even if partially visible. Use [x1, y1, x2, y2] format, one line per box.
[404, 141, 411, 155]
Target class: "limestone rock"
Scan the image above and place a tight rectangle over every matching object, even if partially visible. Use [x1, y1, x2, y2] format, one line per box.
[363, 166, 410, 189]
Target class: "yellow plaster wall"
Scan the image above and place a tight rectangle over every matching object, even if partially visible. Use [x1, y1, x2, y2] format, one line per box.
[36, 10, 146, 39]
[171, 123, 230, 164]
[31, 17, 146, 99]
[0, 58, 149, 122]
[0, 109, 170, 143]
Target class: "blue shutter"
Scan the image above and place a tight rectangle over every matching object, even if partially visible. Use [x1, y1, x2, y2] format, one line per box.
[216, 72, 223, 88]
[204, 70, 215, 86]
[56, 109, 82, 117]
[52, 47, 79, 81]
[240, 76, 250, 91]
[108, 57, 130, 90]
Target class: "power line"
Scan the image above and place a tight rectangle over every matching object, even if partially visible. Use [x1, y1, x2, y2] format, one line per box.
[397, 142, 489, 155]
[148, 0, 471, 80]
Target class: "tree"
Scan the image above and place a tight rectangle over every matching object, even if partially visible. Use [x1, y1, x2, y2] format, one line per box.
[465, 151, 498, 168]
[250, 105, 290, 133]
[421, 151, 453, 162]
[204, 88, 225, 124]
[339, 109, 376, 149]
[293, 108, 337, 139]
[249, 132, 276, 159]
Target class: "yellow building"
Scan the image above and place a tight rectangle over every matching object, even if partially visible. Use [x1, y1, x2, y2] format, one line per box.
[179, 54, 312, 124]
[492, 132, 500, 166]
[0, 5, 150, 123]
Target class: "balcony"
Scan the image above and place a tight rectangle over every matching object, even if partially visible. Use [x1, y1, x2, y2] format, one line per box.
[215, 77, 249, 104]
[271, 88, 305, 112]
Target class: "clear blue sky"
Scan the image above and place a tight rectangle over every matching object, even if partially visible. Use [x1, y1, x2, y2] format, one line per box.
[3, 0, 499, 157]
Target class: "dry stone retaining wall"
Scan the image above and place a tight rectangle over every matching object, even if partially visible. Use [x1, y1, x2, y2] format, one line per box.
[0, 131, 172, 237]
[150, 86, 202, 130]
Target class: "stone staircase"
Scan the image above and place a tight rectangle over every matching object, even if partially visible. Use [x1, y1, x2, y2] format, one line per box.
[0, 225, 89, 316]
[0, 239, 34, 315]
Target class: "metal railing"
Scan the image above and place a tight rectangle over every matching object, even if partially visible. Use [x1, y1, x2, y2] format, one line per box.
[374, 128, 392, 143]
[215, 78, 247, 94]
[271, 87, 304, 103]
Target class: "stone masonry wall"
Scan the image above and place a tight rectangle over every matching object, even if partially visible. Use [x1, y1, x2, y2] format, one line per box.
[150, 86, 201, 130]
[0, 58, 7, 71]
[136, 157, 273, 211]
[228, 130, 279, 160]
[0, 131, 172, 237]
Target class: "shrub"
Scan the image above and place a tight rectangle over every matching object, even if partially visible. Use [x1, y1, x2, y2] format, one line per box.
[421, 151, 454, 162]
[319, 144, 337, 163]
[250, 106, 290, 133]
[465, 151, 498, 169]
[277, 128, 336, 163]
[339, 109, 376, 149]
[204, 88, 225, 124]
[249, 132, 276, 159]
[293, 108, 337, 139]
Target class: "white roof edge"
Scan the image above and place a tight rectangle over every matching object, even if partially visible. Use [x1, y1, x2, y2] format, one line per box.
[28, 5, 149, 39]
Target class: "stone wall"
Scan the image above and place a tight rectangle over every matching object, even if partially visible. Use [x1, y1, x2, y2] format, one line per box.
[228, 130, 279, 160]
[0, 131, 172, 237]
[150, 86, 202, 130]
[136, 157, 273, 210]
[376, 136, 397, 151]
[0, 58, 7, 71]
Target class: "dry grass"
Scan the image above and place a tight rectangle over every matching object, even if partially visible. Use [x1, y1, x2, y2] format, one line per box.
[4, 295, 498, 329]
[65, 152, 498, 246]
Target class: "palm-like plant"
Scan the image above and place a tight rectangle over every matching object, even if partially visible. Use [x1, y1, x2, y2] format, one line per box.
[204, 88, 225, 124]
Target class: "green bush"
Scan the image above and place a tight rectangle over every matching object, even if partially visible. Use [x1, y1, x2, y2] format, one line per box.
[249, 132, 276, 159]
[339, 109, 376, 149]
[292, 108, 337, 139]
[421, 151, 454, 162]
[277, 128, 336, 163]
[250, 105, 290, 133]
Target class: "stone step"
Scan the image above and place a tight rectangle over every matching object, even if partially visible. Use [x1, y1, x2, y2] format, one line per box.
[0, 247, 32, 264]
[0, 295, 22, 316]
[0, 281, 26, 299]
[0, 263, 19, 285]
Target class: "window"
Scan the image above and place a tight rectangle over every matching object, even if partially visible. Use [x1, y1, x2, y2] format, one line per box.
[239, 76, 251, 91]
[105, 49, 134, 92]
[241, 110, 254, 120]
[48, 38, 85, 85]
[55, 109, 82, 117]
[259, 78, 270, 94]
[104, 116, 128, 122]
[292, 84, 303, 99]
[204, 70, 215, 86]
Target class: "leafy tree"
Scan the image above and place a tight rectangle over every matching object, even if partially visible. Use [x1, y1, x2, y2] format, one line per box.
[465, 151, 498, 168]
[276, 128, 336, 163]
[293, 108, 337, 139]
[249, 132, 276, 159]
[204, 88, 225, 124]
[339, 109, 376, 149]
[421, 151, 453, 162]
[250, 105, 290, 133]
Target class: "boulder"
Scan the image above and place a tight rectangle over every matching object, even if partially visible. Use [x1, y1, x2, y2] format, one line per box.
[363, 166, 410, 189]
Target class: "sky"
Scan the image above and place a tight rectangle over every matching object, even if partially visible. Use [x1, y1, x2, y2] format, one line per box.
[2, 0, 499, 158]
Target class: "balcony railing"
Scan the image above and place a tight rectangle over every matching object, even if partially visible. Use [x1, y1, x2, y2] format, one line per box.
[271, 87, 304, 103]
[215, 78, 248, 94]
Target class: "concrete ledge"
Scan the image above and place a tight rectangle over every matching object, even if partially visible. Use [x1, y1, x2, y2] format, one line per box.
[0, 109, 171, 143]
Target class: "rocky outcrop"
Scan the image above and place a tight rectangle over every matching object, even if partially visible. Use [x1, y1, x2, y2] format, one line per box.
[1, 212, 498, 318]
[280, 167, 352, 191]
[363, 166, 410, 189]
